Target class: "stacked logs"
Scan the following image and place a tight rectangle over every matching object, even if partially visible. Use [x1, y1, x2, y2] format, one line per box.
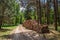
[23, 20, 49, 33]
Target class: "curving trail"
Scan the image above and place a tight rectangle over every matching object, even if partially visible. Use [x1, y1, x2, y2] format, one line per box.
[9, 25, 58, 40]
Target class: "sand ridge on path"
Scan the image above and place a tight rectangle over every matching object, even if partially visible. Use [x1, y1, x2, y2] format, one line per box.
[11, 25, 33, 34]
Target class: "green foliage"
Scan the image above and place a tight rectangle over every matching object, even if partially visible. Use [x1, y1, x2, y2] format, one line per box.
[58, 6, 60, 25]
[20, 12, 25, 24]
[49, 9, 54, 24]
[0, 0, 59, 26]
[0, 0, 20, 26]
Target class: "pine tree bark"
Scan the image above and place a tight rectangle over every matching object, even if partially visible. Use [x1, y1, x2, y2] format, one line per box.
[0, 4, 5, 29]
[36, 0, 42, 24]
[46, 0, 50, 25]
[53, 0, 58, 31]
[0, 16, 2, 29]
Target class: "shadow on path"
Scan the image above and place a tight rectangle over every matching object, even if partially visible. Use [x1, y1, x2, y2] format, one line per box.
[0, 31, 58, 40]
[0, 33, 44, 40]
[0, 25, 59, 40]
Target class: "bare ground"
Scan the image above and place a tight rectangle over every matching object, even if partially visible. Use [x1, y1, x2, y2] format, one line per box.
[2, 25, 60, 40]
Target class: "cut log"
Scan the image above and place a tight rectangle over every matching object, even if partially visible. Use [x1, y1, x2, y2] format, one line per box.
[41, 25, 49, 33]
[23, 20, 49, 33]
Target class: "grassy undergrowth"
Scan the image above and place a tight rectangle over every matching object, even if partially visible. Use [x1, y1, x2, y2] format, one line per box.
[0, 25, 60, 40]
[0, 26, 16, 38]
[58, 26, 60, 32]
[49, 25, 60, 32]
[0, 26, 16, 40]
[0, 25, 60, 37]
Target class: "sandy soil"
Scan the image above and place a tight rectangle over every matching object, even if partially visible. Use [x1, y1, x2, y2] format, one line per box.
[9, 25, 60, 40]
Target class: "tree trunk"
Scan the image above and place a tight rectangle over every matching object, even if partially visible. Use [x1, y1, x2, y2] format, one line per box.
[0, 5, 5, 29]
[46, 0, 50, 25]
[0, 14, 2, 29]
[36, 0, 42, 24]
[0, 25, 1, 29]
[53, 0, 58, 31]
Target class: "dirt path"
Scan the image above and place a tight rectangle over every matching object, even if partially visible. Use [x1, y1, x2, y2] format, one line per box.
[10, 25, 49, 40]
[9, 25, 59, 40]
[11, 25, 33, 34]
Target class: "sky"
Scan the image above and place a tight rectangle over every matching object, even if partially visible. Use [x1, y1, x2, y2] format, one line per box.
[16, 0, 47, 3]
[17, 0, 60, 12]
[19, 0, 46, 12]
[41, 0, 47, 3]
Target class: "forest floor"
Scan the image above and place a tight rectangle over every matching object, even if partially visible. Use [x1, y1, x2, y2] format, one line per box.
[0, 25, 60, 40]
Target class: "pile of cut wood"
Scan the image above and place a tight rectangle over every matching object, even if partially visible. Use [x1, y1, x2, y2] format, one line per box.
[23, 20, 49, 33]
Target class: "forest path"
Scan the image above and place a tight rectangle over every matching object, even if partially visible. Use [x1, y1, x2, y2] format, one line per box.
[9, 24, 57, 40]
[11, 25, 32, 34]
